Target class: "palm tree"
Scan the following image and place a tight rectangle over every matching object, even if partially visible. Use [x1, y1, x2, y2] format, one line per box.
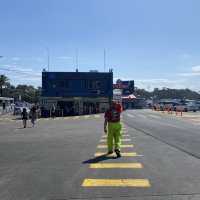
[0, 75, 9, 96]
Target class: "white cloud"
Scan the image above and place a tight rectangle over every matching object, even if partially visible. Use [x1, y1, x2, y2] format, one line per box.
[34, 57, 44, 62]
[135, 78, 188, 91]
[179, 65, 200, 77]
[57, 56, 72, 60]
[180, 53, 192, 60]
[179, 72, 200, 77]
[12, 57, 21, 61]
[1, 64, 40, 76]
[114, 77, 199, 92]
[0, 64, 41, 88]
[192, 65, 200, 73]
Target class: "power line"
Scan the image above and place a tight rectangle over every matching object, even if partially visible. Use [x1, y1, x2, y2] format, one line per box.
[0, 67, 40, 77]
[104, 49, 106, 72]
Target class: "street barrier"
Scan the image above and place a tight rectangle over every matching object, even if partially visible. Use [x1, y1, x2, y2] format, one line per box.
[152, 104, 183, 117]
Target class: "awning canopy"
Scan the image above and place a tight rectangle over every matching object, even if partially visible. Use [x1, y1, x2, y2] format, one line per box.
[122, 94, 137, 99]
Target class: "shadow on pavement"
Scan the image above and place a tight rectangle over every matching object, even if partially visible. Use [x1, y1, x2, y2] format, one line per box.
[82, 154, 116, 164]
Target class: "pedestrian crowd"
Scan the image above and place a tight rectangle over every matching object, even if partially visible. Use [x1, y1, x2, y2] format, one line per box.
[21, 104, 38, 128]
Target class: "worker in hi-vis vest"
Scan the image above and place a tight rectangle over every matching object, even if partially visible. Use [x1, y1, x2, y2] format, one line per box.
[104, 101, 123, 157]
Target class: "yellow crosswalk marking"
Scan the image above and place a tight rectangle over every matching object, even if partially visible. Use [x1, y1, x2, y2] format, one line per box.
[97, 145, 134, 148]
[100, 139, 131, 142]
[82, 179, 150, 187]
[102, 134, 130, 138]
[94, 152, 137, 157]
[90, 163, 143, 169]
[73, 116, 80, 120]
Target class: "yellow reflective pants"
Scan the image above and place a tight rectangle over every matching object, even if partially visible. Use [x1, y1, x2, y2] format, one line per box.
[107, 122, 122, 152]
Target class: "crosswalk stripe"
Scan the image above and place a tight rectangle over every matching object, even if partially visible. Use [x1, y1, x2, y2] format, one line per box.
[138, 114, 147, 119]
[127, 113, 135, 118]
[82, 179, 150, 187]
[84, 115, 90, 118]
[73, 116, 80, 119]
[100, 138, 131, 142]
[97, 144, 134, 148]
[149, 114, 161, 119]
[94, 115, 100, 118]
[89, 163, 143, 169]
[94, 152, 138, 157]
[102, 134, 130, 138]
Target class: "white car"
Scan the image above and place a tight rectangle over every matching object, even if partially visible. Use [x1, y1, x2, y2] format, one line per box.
[14, 106, 30, 116]
[185, 102, 198, 112]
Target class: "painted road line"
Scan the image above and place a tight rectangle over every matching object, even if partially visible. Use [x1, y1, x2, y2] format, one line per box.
[190, 118, 200, 122]
[97, 144, 134, 148]
[89, 163, 143, 169]
[127, 113, 135, 118]
[100, 138, 131, 142]
[138, 114, 147, 119]
[94, 114, 100, 118]
[82, 179, 150, 187]
[84, 115, 90, 119]
[73, 116, 80, 120]
[95, 152, 138, 157]
[149, 114, 161, 119]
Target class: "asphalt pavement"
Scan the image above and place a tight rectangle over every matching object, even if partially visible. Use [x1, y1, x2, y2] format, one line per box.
[0, 110, 200, 200]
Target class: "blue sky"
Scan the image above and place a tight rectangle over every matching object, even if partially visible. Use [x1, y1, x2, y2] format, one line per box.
[0, 0, 200, 91]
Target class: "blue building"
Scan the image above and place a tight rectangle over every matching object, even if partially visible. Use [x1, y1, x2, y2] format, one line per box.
[40, 71, 113, 116]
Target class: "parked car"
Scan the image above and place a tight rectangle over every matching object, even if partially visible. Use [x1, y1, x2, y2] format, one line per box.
[174, 103, 198, 112]
[14, 106, 30, 116]
[195, 101, 200, 111]
[185, 102, 198, 112]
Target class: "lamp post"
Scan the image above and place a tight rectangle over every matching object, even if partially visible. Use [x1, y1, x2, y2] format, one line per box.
[45, 48, 50, 71]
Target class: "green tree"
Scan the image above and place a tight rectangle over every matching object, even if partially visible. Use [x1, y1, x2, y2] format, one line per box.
[0, 75, 9, 96]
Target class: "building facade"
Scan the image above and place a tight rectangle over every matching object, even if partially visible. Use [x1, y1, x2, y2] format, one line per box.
[40, 71, 113, 116]
[113, 79, 144, 109]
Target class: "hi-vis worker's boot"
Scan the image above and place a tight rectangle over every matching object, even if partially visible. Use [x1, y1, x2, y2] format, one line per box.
[107, 122, 122, 157]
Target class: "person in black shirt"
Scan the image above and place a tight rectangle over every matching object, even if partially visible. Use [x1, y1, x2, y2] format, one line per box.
[21, 108, 28, 128]
[30, 105, 37, 127]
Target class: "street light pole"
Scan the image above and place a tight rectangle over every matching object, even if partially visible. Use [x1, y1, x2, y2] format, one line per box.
[45, 48, 50, 72]
[104, 49, 106, 72]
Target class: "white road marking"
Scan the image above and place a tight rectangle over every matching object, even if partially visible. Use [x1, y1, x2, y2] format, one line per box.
[127, 113, 135, 118]
[149, 114, 161, 119]
[138, 114, 147, 119]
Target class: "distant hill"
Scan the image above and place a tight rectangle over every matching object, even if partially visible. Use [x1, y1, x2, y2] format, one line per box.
[135, 87, 200, 100]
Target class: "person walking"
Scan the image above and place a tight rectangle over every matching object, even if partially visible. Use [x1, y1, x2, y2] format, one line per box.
[104, 101, 123, 158]
[51, 104, 56, 118]
[21, 108, 28, 128]
[30, 105, 37, 127]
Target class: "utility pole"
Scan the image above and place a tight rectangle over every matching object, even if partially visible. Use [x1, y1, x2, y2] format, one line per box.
[104, 49, 106, 72]
[75, 49, 79, 71]
[45, 48, 50, 71]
